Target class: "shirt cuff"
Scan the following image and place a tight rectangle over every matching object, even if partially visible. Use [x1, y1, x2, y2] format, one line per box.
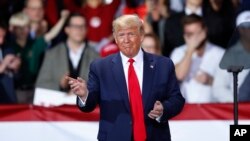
[155, 113, 163, 123]
[77, 94, 88, 107]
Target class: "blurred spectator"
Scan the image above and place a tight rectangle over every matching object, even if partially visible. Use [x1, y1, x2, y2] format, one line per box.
[236, 0, 250, 13]
[23, 0, 47, 38]
[163, 0, 235, 57]
[44, 0, 77, 27]
[0, 0, 24, 23]
[123, 0, 147, 19]
[169, 0, 184, 12]
[163, 0, 203, 57]
[36, 13, 99, 93]
[72, 0, 121, 52]
[0, 21, 21, 104]
[142, 33, 161, 55]
[170, 14, 224, 103]
[9, 10, 69, 103]
[145, 0, 173, 48]
[203, 0, 235, 50]
[212, 11, 250, 102]
[100, 43, 119, 57]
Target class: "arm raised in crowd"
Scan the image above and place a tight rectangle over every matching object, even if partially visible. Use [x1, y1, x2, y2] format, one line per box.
[44, 10, 70, 42]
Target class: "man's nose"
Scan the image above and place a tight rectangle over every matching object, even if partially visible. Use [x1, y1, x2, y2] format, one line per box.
[123, 35, 130, 43]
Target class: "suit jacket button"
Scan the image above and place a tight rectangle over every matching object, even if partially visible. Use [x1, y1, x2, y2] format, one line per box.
[130, 121, 132, 125]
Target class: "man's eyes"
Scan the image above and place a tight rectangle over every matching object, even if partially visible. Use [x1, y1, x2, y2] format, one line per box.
[118, 33, 136, 37]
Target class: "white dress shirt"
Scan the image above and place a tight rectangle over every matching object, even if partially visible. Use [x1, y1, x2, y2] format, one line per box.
[67, 42, 85, 69]
[120, 49, 144, 94]
[171, 42, 225, 103]
[185, 7, 203, 16]
[78, 49, 162, 121]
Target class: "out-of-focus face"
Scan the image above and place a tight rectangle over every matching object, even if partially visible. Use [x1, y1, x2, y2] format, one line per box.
[86, 0, 102, 8]
[114, 26, 144, 58]
[13, 25, 30, 39]
[0, 28, 6, 45]
[25, 0, 44, 23]
[65, 16, 87, 43]
[184, 22, 206, 41]
[142, 36, 157, 54]
[239, 23, 250, 41]
[239, 24, 250, 52]
[187, 0, 203, 7]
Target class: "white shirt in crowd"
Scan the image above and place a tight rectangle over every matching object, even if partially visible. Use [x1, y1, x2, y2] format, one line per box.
[68, 43, 85, 69]
[171, 42, 225, 103]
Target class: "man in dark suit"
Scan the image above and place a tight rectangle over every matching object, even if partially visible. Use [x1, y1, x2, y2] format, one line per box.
[67, 14, 185, 141]
[0, 21, 20, 103]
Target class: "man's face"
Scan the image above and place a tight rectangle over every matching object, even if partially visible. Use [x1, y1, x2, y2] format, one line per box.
[65, 16, 87, 43]
[13, 25, 29, 39]
[25, 0, 44, 23]
[0, 28, 6, 45]
[142, 36, 157, 54]
[184, 22, 206, 41]
[187, 0, 203, 7]
[114, 26, 144, 58]
[239, 23, 250, 42]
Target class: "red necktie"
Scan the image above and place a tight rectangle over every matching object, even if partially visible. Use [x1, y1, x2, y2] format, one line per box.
[128, 58, 146, 141]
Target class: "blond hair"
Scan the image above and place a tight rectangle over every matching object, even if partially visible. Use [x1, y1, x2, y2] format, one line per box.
[9, 12, 30, 27]
[112, 14, 144, 34]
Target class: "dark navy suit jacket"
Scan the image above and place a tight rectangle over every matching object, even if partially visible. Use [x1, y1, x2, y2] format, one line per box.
[77, 52, 185, 141]
[0, 46, 17, 103]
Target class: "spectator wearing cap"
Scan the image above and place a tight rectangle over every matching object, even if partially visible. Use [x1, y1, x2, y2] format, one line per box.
[163, 0, 234, 57]
[212, 10, 250, 102]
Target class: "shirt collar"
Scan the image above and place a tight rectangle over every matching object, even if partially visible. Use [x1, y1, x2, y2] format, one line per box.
[120, 48, 144, 65]
[67, 42, 85, 55]
[185, 7, 202, 16]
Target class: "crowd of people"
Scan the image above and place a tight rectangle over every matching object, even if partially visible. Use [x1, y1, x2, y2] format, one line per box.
[0, 0, 250, 104]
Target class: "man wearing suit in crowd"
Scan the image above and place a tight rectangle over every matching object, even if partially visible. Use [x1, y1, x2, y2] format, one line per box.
[0, 21, 21, 103]
[36, 13, 98, 93]
[67, 15, 185, 141]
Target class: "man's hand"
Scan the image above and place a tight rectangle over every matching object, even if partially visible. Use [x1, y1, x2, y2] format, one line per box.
[7, 56, 21, 72]
[148, 101, 163, 119]
[185, 29, 206, 53]
[60, 9, 70, 19]
[66, 76, 88, 101]
[195, 71, 213, 85]
[60, 73, 69, 89]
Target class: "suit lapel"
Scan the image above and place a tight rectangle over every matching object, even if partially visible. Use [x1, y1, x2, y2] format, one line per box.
[111, 53, 130, 112]
[142, 52, 155, 109]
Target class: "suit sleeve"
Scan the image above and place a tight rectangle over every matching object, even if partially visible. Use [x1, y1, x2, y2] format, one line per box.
[77, 60, 100, 112]
[160, 60, 185, 122]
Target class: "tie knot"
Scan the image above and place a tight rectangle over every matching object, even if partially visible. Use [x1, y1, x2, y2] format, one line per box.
[128, 58, 135, 64]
